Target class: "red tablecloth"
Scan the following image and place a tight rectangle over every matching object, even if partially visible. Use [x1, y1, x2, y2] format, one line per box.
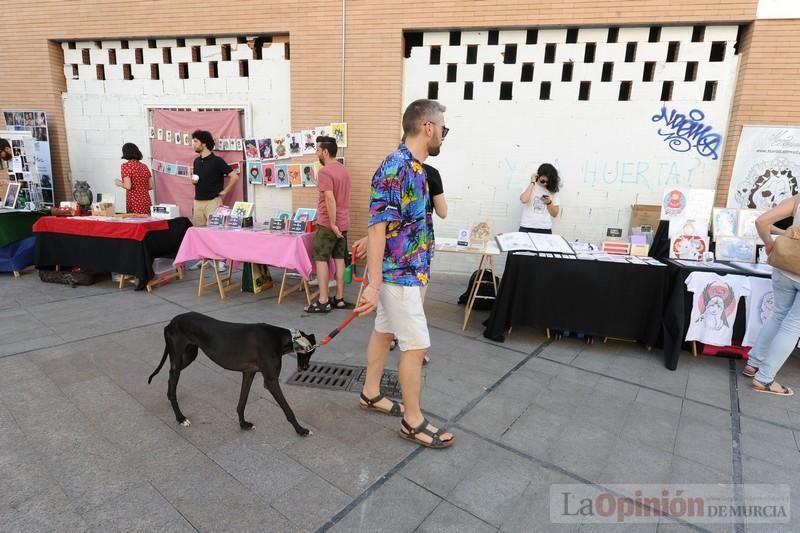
[33, 216, 169, 242]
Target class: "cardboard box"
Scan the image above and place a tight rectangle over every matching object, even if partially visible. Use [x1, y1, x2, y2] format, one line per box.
[629, 204, 661, 233]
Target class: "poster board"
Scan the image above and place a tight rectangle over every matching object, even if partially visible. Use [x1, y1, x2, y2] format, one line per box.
[726, 125, 800, 209]
[2, 110, 55, 206]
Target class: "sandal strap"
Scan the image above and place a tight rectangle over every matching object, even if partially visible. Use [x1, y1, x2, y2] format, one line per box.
[360, 392, 385, 407]
[401, 417, 448, 445]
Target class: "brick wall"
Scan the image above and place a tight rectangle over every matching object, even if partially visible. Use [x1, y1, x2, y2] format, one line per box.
[715, 18, 800, 206]
[0, 0, 766, 245]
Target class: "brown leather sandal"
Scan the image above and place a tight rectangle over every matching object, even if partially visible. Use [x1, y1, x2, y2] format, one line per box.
[399, 418, 454, 449]
[359, 392, 403, 416]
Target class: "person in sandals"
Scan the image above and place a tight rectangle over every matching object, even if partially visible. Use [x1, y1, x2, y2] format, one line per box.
[305, 135, 352, 313]
[354, 99, 454, 449]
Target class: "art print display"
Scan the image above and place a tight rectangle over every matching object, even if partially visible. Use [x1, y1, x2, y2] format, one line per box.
[743, 277, 774, 347]
[668, 218, 708, 239]
[2, 182, 20, 209]
[685, 272, 751, 347]
[244, 139, 260, 160]
[274, 164, 290, 187]
[660, 187, 714, 222]
[715, 237, 757, 263]
[288, 164, 302, 187]
[737, 209, 765, 240]
[302, 129, 317, 154]
[712, 208, 739, 238]
[670, 235, 708, 260]
[2, 110, 54, 206]
[262, 162, 276, 186]
[275, 210, 292, 221]
[330, 122, 348, 148]
[272, 135, 289, 159]
[287, 133, 302, 156]
[301, 164, 317, 187]
[246, 160, 263, 185]
[258, 138, 273, 160]
[231, 201, 254, 218]
[727, 125, 800, 209]
[293, 208, 317, 222]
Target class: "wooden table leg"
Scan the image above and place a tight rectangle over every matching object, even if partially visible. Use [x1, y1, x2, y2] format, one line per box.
[488, 255, 498, 295]
[212, 261, 225, 299]
[462, 254, 488, 330]
[198, 259, 207, 296]
[278, 268, 289, 303]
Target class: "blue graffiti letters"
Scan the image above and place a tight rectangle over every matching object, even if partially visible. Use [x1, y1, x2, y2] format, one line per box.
[651, 106, 721, 160]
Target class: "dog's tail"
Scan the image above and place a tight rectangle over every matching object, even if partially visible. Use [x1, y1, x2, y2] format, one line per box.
[148, 346, 169, 384]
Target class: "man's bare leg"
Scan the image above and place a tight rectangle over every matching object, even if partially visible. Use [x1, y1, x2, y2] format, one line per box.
[360, 330, 402, 413]
[397, 348, 453, 444]
[316, 261, 330, 303]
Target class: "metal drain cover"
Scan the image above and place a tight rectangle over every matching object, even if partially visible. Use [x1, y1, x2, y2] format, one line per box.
[286, 362, 359, 391]
[287, 362, 401, 399]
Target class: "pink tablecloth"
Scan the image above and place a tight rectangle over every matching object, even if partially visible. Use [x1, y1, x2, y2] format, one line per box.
[174, 227, 329, 279]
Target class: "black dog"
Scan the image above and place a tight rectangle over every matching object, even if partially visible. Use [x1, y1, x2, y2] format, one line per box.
[148, 312, 316, 435]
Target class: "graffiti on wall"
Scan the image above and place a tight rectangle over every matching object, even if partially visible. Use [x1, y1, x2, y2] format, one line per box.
[651, 106, 722, 160]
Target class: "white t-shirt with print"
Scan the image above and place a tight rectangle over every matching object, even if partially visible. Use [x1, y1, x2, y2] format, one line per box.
[742, 276, 774, 347]
[685, 272, 751, 347]
[520, 184, 560, 230]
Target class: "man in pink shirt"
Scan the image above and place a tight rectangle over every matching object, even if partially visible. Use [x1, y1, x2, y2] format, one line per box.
[305, 135, 352, 313]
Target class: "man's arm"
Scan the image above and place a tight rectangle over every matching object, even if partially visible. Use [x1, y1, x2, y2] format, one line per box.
[354, 223, 387, 316]
[432, 193, 448, 219]
[220, 170, 240, 197]
[756, 196, 798, 253]
[323, 190, 341, 237]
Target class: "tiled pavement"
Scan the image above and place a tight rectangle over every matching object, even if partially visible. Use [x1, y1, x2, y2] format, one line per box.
[1, 267, 799, 532]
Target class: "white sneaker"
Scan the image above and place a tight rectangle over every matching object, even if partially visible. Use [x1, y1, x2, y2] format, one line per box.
[217, 261, 227, 272]
[187, 261, 202, 271]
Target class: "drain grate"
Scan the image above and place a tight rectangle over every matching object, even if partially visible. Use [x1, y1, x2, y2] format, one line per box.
[286, 362, 360, 391]
[287, 362, 402, 399]
[352, 367, 402, 399]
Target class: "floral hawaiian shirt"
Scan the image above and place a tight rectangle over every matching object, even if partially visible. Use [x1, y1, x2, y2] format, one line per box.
[368, 143, 432, 287]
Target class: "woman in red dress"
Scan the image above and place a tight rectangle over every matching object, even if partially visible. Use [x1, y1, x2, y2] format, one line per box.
[116, 143, 153, 214]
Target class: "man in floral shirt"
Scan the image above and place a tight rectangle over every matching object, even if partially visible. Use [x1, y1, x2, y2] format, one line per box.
[354, 99, 454, 449]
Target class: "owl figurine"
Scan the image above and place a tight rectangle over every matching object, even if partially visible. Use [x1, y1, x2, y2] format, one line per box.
[72, 180, 93, 208]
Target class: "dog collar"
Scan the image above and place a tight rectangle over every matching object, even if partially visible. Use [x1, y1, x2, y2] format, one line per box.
[290, 329, 314, 352]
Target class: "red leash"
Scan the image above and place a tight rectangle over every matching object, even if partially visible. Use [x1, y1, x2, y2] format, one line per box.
[319, 246, 367, 347]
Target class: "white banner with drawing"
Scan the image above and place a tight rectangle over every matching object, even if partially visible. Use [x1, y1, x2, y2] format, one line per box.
[726, 125, 800, 209]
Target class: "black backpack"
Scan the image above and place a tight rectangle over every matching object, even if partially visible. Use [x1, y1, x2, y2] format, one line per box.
[457, 269, 500, 310]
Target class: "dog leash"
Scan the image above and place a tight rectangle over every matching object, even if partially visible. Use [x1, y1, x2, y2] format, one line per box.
[318, 246, 368, 347]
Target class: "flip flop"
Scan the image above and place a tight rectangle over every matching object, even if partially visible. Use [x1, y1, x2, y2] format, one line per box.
[359, 392, 403, 416]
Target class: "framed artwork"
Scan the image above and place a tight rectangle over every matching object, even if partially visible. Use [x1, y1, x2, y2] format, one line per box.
[293, 207, 318, 222]
[275, 210, 292, 221]
[715, 237, 757, 263]
[668, 218, 708, 239]
[3, 182, 21, 209]
[231, 201, 254, 218]
[712, 208, 738, 238]
[165, 130, 173, 143]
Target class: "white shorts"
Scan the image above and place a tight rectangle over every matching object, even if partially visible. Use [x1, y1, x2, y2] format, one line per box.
[374, 283, 430, 352]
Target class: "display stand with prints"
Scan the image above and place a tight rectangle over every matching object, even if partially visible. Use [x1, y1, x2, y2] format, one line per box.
[2, 109, 55, 207]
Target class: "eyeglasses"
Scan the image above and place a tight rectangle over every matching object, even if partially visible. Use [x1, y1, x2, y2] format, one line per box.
[425, 121, 450, 139]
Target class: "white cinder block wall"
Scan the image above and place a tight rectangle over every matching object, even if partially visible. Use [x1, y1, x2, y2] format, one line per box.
[61, 38, 292, 218]
[404, 26, 739, 275]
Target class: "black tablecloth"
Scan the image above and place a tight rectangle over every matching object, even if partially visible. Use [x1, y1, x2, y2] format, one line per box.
[483, 254, 670, 347]
[662, 260, 771, 370]
[35, 217, 192, 288]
